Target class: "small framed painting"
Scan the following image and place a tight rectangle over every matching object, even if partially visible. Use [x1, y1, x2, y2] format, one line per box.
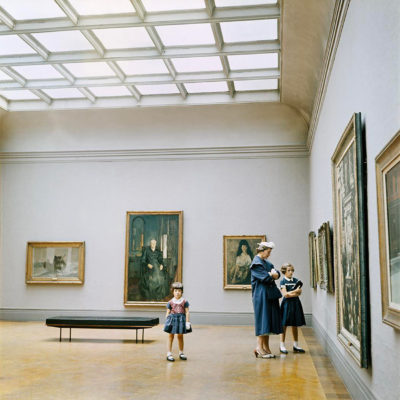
[223, 235, 266, 290]
[26, 242, 85, 284]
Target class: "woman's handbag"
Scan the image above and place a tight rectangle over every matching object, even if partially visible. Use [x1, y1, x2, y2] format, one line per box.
[266, 283, 282, 300]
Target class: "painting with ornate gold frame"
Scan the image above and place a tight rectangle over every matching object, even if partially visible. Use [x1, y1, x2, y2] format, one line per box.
[223, 235, 266, 290]
[308, 231, 317, 288]
[332, 113, 369, 368]
[26, 242, 85, 284]
[317, 222, 334, 293]
[124, 211, 183, 306]
[376, 130, 400, 330]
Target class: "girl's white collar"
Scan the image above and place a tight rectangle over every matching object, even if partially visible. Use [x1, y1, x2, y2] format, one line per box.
[172, 297, 184, 304]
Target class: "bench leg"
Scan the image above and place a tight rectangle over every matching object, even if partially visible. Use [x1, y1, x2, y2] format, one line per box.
[135, 329, 138, 344]
[142, 329, 144, 343]
[69, 328, 72, 342]
[59, 328, 62, 342]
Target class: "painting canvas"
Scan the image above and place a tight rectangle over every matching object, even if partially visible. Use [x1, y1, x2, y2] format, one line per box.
[332, 113, 369, 368]
[317, 222, 334, 293]
[124, 211, 183, 306]
[26, 242, 85, 284]
[223, 235, 266, 289]
[376, 131, 400, 329]
[308, 231, 317, 288]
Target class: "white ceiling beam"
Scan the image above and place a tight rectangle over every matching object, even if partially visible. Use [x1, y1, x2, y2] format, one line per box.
[126, 85, 141, 101]
[80, 30, 105, 56]
[211, 23, 223, 51]
[0, 69, 280, 90]
[162, 59, 176, 79]
[0, 95, 8, 110]
[0, 6, 15, 29]
[18, 34, 49, 60]
[227, 81, 235, 98]
[176, 83, 188, 99]
[7, 90, 280, 112]
[0, 6, 280, 35]
[77, 87, 96, 103]
[205, 0, 216, 17]
[54, 0, 79, 25]
[0, 42, 280, 67]
[29, 89, 52, 104]
[220, 56, 230, 77]
[52, 64, 75, 83]
[145, 26, 164, 54]
[107, 62, 126, 81]
[0, 67, 26, 86]
[130, 0, 146, 21]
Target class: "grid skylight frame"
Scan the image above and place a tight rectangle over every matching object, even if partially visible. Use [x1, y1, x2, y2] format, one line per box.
[0, 0, 282, 112]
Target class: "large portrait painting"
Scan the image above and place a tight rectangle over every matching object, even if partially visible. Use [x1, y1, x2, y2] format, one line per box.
[26, 242, 85, 284]
[332, 113, 369, 368]
[124, 211, 183, 306]
[376, 131, 400, 329]
[223, 235, 266, 289]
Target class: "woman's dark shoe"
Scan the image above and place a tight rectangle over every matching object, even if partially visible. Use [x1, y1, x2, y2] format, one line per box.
[293, 346, 305, 353]
[179, 353, 187, 360]
[166, 355, 175, 362]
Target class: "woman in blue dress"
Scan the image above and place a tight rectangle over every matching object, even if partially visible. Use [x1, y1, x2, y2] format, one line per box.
[250, 241, 283, 358]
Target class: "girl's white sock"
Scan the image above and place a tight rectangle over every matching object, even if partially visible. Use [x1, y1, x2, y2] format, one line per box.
[167, 352, 172, 356]
[294, 341, 299, 348]
[280, 342, 287, 350]
[179, 350, 184, 355]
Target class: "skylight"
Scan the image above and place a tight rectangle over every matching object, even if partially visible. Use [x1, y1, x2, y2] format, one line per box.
[228, 53, 279, 70]
[141, 0, 205, 12]
[156, 24, 215, 46]
[42, 88, 86, 99]
[63, 62, 116, 78]
[220, 19, 278, 42]
[32, 31, 94, 52]
[215, 0, 277, 6]
[0, 0, 66, 20]
[117, 60, 170, 75]
[0, 90, 39, 100]
[88, 86, 132, 97]
[234, 79, 278, 91]
[185, 82, 228, 93]
[136, 84, 180, 95]
[172, 57, 223, 73]
[12, 65, 64, 80]
[92, 28, 155, 50]
[0, 70, 11, 81]
[68, 0, 135, 16]
[0, 36, 36, 55]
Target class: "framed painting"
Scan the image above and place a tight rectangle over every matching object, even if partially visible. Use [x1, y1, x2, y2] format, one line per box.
[26, 242, 85, 284]
[308, 231, 317, 288]
[223, 235, 266, 289]
[376, 130, 400, 330]
[332, 113, 369, 368]
[124, 211, 183, 306]
[318, 222, 334, 293]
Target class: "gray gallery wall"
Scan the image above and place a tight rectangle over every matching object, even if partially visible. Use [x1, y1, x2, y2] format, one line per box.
[0, 102, 310, 323]
[309, 1, 400, 399]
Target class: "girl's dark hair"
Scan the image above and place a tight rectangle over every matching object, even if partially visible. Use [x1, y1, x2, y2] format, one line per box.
[281, 263, 295, 274]
[236, 240, 254, 260]
[171, 282, 183, 291]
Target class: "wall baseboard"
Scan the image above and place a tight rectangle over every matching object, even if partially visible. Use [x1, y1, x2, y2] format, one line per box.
[312, 316, 376, 400]
[0, 308, 312, 326]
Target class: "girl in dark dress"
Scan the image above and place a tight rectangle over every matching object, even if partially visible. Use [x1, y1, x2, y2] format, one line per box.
[250, 241, 283, 359]
[279, 263, 306, 354]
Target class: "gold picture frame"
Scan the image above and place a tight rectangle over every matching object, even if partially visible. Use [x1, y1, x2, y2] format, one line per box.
[26, 242, 85, 284]
[332, 113, 369, 368]
[376, 130, 400, 330]
[223, 235, 266, 290]
[124, 211, 183, 306]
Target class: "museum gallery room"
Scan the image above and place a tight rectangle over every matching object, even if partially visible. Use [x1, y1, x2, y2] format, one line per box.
[0, 0, 399, 399]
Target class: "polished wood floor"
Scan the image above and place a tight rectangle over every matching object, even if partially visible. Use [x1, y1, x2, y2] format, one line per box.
[0, 322, 350, 399]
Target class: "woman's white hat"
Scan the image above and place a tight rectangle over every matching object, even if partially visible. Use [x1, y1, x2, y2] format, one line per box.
[257, 241, 275, 250]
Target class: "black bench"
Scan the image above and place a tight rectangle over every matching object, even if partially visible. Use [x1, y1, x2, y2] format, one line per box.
[46, 316, 159, 343]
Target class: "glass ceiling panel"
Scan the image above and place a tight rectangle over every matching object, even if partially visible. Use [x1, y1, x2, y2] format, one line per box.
[0, 90, 39, 100]
[0, 70, 11, 81]
[0, 0, 66, 20]
[68, 0, 135, 15]
[156, 24, 215, 46]
[228, 53, 278, 70]
[0, 35, 36, 55]
[220, 19, 277, 42]
[136, 84, 180, 95]
[141, 0, 205, 12]
[117, 60, 169, 75]
[32, 31, 94, 52]
[89, 86, 132, 97]
[172, 57, 223, 73]
[12, 65, 64, 80]
[63, 62, 116, 78]
[215, 0, 277, 6]
[185, 81, 228, 93]
[234, 78, 278, 91]
[93, 28, 154, 49]
[42, 88, 85, 99]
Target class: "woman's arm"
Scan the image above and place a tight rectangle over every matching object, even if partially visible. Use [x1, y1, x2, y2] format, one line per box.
[250, 264, 274, 284]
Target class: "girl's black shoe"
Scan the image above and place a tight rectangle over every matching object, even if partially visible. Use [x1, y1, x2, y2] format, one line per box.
[167, 355, 175, 362]
[293, 346, 305, 353]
